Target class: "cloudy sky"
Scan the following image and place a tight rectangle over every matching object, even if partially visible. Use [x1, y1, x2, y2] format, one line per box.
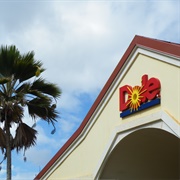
[0, 0, 179, 179]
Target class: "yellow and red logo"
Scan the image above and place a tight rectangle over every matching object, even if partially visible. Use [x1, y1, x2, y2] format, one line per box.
[119, 74, 161, 118]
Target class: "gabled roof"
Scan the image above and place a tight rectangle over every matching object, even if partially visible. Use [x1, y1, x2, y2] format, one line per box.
[34, 35, 180, 180]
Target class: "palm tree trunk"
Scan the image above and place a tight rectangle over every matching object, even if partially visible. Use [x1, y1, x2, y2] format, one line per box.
[5, 118, 12, 180]
[6, 127, 11, 180]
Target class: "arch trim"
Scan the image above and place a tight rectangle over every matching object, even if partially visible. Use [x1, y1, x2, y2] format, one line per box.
[93, 110, 180, 179]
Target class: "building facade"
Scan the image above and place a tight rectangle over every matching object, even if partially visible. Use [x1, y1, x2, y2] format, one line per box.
[35, 35, 180, 180]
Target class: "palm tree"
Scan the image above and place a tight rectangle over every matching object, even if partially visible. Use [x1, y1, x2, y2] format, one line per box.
[0, 45, 61, 180]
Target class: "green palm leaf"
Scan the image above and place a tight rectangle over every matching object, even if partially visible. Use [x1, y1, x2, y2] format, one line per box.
[31, 78, 61, 98]
[27, 97, 58, 122]
[13, 51, 44, 82]
[0, 45, 20, 77]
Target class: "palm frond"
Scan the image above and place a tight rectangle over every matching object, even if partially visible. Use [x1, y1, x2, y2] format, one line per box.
[0, 45, 20, 77]
[28, 97, 52, 107]
[27, 98, 58, 121]
[13, 123, 37, 152]
[10, 104, 24, 123]
[13, 52, 45, 82]
[15, 83, 31, 94]
[15, 83, 30, 105]
[27, 98, 58, 125]
[31, 78, 61, 99]
[27, 89, 47, 100]
[0, 77, 11, 84]
[0, 104, 24, 124]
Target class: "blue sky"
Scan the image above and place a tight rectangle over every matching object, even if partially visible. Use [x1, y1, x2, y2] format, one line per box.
[0, 0, 179, 179]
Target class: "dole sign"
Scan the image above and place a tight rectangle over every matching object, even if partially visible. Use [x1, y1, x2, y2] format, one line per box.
[119, 74, 161, 118]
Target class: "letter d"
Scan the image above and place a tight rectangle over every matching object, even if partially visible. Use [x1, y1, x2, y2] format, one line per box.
[119, 85, 132, 111]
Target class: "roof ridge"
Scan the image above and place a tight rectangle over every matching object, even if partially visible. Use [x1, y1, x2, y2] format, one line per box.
[135, 35, 180, 46]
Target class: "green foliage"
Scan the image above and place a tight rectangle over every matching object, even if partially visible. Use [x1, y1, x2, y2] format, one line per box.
[0, 45, 61, 175]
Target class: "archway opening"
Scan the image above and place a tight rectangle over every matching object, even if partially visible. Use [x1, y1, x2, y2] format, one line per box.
[100, 128, 180, 179]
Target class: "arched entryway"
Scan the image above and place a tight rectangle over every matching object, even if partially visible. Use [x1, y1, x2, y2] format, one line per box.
[99, 128, 180, 179]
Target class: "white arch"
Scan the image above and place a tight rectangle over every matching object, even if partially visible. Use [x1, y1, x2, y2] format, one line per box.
[93, 110, 180, 179]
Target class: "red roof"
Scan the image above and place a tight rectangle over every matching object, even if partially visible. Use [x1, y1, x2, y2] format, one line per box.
[34, 35, 180, 179]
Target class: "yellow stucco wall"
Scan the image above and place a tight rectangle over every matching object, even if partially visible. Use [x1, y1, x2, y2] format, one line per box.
[47, 53, 179, 179]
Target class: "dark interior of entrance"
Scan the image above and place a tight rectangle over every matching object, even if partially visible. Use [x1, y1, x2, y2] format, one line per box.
[100, 128, 180, 180]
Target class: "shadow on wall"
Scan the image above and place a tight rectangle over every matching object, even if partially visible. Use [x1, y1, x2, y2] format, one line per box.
[100, 128, 180, 180]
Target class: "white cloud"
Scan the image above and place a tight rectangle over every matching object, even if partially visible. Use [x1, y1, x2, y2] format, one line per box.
[35, 125, 57, 145]
[12, 172, 37, 180]
[58, 114, 81, 134]
[0, 163, 6, 180]
[53, 1, 111, 37]
[59, 118, 76, 133]
[25, 147, 52, 167]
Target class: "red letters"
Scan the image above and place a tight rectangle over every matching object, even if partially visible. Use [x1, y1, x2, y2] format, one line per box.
[119, 85, 131, 111]
[144, 77, 161, 100]
[119, 74, 161, 111]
